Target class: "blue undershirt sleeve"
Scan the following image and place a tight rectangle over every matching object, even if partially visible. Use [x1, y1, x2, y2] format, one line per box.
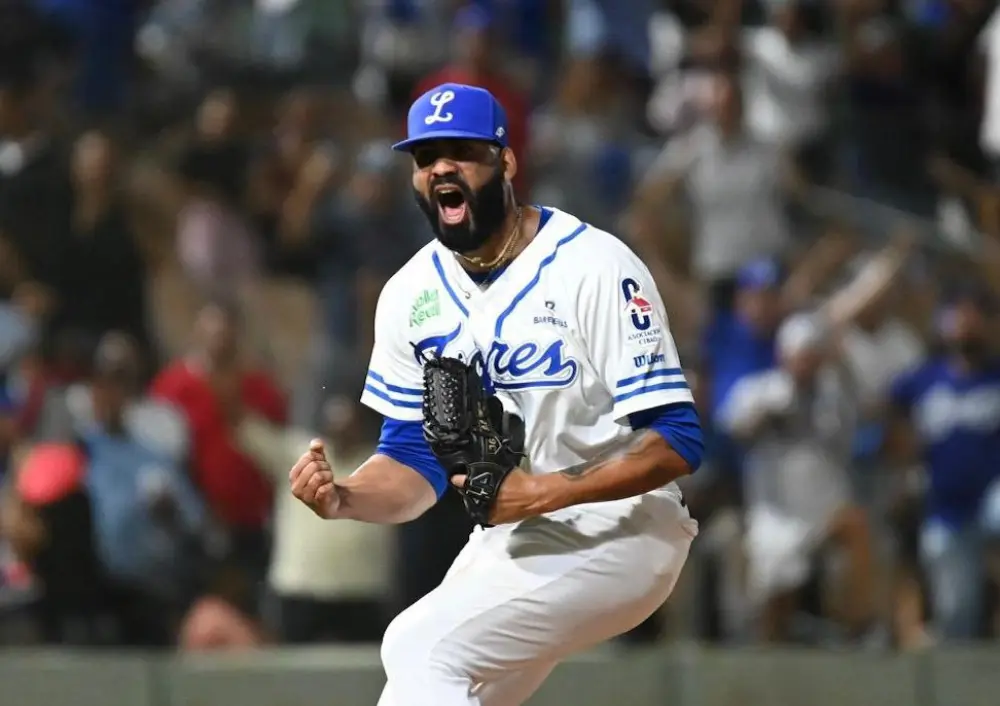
[628, 402, 704, 472]
[375, 417, 449, 499]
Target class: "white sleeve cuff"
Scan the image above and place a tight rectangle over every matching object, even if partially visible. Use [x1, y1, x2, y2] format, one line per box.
[360, 370, 424, 422]
[611, 368, 694, 424]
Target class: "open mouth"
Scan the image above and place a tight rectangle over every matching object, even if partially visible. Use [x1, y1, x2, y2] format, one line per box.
[435, 186, 468, 225]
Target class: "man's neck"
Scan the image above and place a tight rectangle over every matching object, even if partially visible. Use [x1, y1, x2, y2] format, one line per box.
[457, 205, 537, 274]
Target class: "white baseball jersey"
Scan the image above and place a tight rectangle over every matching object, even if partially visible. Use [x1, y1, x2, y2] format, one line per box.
[360, 207, 693, 494]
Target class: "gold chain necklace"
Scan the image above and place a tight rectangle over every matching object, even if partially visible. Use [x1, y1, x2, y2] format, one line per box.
[455, 207, 523, 271]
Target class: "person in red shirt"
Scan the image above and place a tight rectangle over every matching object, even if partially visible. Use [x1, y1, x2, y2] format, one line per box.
[149, 301, 286, 601]
[412, 4, 531, 194]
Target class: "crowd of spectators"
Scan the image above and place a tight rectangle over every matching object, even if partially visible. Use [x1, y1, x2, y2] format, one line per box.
[0, 0, 999, 653]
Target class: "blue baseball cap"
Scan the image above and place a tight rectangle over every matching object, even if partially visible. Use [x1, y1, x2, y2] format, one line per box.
[392, 83, 509, 153]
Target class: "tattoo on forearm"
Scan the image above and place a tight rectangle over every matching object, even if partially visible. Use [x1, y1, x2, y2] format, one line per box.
[558, 430, 658, 481]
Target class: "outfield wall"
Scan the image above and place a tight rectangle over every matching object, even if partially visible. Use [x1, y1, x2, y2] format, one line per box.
[0, 644, 997, 706]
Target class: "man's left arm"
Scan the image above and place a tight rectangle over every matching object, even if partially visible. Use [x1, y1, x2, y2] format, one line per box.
[520, 248, 703, 516]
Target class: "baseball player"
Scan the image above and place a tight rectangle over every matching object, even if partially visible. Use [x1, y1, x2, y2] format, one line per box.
[289, 83, 702, 705]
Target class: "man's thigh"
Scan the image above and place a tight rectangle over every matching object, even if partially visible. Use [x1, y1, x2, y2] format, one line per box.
[382, 497, 696, 682]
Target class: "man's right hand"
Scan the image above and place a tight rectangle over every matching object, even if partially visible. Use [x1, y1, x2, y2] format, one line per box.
[289, 439, 340, 519]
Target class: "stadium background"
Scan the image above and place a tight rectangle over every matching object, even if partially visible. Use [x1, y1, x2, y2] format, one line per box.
[1, 0, 1000, 703]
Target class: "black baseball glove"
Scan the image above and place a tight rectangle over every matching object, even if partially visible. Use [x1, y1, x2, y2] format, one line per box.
[421, 356, 525, 525]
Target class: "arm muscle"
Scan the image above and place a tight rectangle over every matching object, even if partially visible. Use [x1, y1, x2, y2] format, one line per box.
[336, 454, 438, 524]
[534, 430, 690, 512]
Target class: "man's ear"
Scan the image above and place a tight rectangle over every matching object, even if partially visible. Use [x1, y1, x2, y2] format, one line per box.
[501, 148, 518, 182]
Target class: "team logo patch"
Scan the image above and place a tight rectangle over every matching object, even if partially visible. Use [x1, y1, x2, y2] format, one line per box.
[620, 277, 663, 348]
[621, 278, 653, 331]
[626, 295, 653, 324]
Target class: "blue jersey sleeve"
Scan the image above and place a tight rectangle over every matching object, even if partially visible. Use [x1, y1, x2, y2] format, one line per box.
[628, 402, 704, 472]
[375, 417, 449, 499]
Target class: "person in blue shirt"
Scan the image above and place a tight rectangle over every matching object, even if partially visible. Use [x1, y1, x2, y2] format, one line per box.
[81, 346, 207, 644]
[700, 258, 783, 481]
[889, 289, 1000, 640]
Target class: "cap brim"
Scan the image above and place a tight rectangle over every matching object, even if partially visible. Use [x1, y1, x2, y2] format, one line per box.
[392, 130, 502, 152]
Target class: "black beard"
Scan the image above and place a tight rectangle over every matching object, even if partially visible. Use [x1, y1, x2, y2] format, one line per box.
[414, 166, 508, 254]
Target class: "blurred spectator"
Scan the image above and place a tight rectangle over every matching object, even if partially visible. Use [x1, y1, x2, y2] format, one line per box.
[239, 394, 390, 643]
[299, 139, 429, 425]
[840, 253, 926, 505]
[150, 301, 286, 610]
[79, 342, 207, 645]
[722, 314, 873, 642]
[887, 289, 1000, 641]
[905, 0, 991, 176]
[719, 239, 910, 641]
[51, 130, 149, 351]
[413, 4, 531, 194]
[247, 88, 337, 278]
[563, 0, 658, 76]
[697, 235, 855, 478]
[0, 6, 73, 320]
[3, 443, 117, 645]
[841, 257, 927, 414]
[37, 0, 138, 119]
[63, 332, 189, 469]
[531, 53, 643, 227]
[742, 0, 841, 178]
[468, 0, 560, 92]
[634, 72, 796, 305]
[699, 259, 783, 490]
[841, 14, 936, 215]
[353, 0, 454, 111]
[0, 289, 41, 376]
[175, 135, 261, 299]
[13, 327, 95, 443]
[178, 594, 266, 651]
[645, 0, 743, 135]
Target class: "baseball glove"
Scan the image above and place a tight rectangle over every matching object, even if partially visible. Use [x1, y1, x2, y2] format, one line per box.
[421, 356, 525, 525]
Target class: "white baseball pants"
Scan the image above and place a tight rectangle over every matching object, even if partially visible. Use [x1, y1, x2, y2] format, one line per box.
[376, 491, 698, 706]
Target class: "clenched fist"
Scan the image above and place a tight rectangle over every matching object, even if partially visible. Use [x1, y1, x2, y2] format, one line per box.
[289, 439, 340, 519]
